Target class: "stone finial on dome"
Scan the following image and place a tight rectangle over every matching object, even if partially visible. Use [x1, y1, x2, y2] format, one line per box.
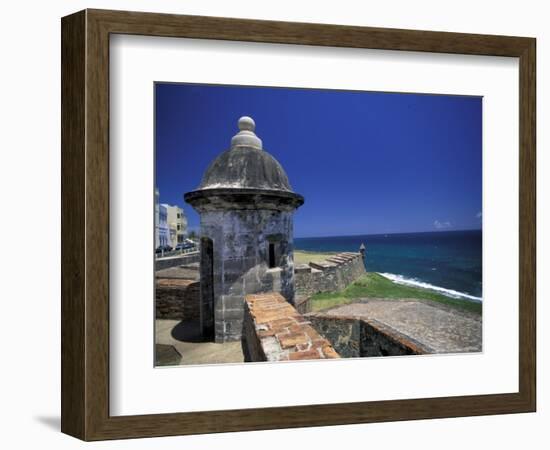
[231, 116, 263, 149]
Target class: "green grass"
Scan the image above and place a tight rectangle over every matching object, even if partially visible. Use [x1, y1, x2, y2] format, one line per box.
[310, 273, 482, 314]
[294, 250, 339, 265]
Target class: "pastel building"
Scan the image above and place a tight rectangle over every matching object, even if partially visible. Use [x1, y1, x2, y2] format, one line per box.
[155, 188, 160, 248]
[162, 204, 188, 248]
[158, 204, 170, 248]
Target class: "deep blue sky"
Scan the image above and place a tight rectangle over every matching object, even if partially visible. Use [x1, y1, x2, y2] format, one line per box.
[155, 83, 482, 238]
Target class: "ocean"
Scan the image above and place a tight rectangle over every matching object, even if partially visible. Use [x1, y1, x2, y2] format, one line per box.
[294, 230, 482, 301]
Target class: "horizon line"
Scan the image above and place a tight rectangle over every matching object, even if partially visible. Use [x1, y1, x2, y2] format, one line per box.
[294, 228, 482, 240]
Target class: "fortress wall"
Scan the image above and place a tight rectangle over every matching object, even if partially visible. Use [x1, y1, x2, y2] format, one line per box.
[200, 209, 296, 343]
[155, 279, 201, 320]
[294, 252, 366, 299]
[306, 313, 431, 357]
[155, 251, 200, 271]
[242, 292, 340, 362]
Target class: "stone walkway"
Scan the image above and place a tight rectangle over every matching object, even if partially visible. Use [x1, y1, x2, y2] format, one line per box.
[155, 319, 244, 366]
[324, 298, 482, 353]
[156, 265, 200, 280]
[155, 265, 244, 366]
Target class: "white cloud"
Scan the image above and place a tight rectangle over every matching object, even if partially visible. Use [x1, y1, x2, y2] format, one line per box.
[476, 211, 482, 219]
[434, 220, 452, 230]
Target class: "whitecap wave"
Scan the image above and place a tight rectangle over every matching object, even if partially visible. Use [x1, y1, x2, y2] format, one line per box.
[378, 272, 482, 302]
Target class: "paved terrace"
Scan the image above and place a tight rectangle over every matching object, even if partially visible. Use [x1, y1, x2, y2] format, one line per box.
[155, 264, 244, 365]
[321, 298, 482, 354]
[156, 319, 244, 365]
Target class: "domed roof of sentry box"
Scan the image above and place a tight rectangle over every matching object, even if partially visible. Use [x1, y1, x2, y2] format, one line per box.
[184, 116, 304, 211]
[197, 116, 293, 191]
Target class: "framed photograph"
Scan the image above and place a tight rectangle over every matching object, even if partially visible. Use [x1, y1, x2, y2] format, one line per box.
[61, 9, 536, 440]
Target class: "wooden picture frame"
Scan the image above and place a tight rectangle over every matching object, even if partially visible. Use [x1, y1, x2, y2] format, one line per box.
[61, 9, 536, 441]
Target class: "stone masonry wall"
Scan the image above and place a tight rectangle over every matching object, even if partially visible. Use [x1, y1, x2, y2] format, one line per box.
[305, 316, 361, 357]
[200, 209, 296, 342]
[155, 251, 200, 271]
[242, 292, 340, 362]
[155, 278, 201, 320]
[294, 252, 366, 299]
[306, 313, 430, 357]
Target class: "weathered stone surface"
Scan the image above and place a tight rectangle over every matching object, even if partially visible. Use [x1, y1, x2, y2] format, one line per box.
[156, 265, 200, 280]
[155, 278, 200, 321]
[196, 209, 299, 343]
[220, 295, 245, 311]
[310, 298, 482, 355]
[278, 331, 309, 349]
[306, 316, 362, 357]
[221, 307, 245, 320]
[306, 313, 428, 357]
[309, 261, 337, 270]
[294, 252, 366, 298]
[242, 292, 340, 362]
[197, 145, 293, 192]
[155, 251, 200, 270]
[361, 319, 429, 356]
[294, 264, 312, 273]
[186, 117, 303, 198]
[156, 319, 244, 366]
[155, 344, 182, 366]
[288, 349, 322, 360]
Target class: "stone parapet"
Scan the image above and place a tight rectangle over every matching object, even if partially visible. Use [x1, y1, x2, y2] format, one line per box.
[242, 292, 340, 362]
[155, 251, 200, 271]
[306, 312, 431, 357]
[155, 278, 201, 320]
[294, 263, 313, 274]
[294, 252, 366, 297]
[308, 260, 337, 270]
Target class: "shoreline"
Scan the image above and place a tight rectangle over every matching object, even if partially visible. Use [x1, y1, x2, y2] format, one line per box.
[294, 248, 481, 305]
[295, 228, 482, 241]
[377, 272, 482, 303]
[308, 272, 482, 315]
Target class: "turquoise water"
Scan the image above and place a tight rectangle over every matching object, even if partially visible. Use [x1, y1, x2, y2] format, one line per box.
[294, 230, 482, 301]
